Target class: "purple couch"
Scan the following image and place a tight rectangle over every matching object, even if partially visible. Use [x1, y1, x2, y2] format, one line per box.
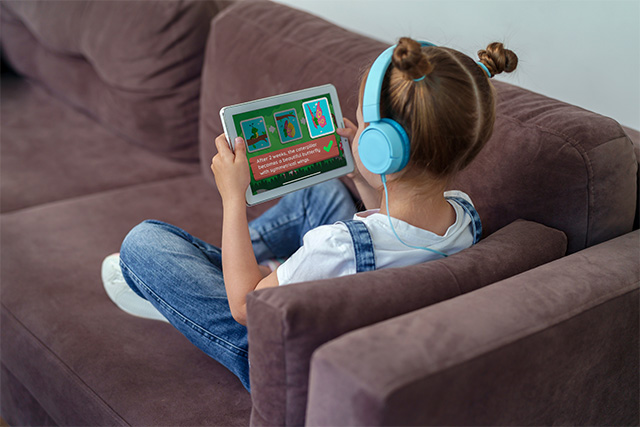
[1, 1, 638, 425]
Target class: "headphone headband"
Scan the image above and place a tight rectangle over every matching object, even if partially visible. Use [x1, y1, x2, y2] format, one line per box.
[361, 41, 436, 123]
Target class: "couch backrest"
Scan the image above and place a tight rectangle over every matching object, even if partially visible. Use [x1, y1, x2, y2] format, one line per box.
[0, 0, 226, 161]
[199, 1, 636, 255]
[198, 2, 387, 176]
[623, 126, 640, 229]
[452, 81, 637, 253]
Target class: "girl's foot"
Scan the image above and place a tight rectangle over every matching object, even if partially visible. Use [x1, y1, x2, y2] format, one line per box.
[101, 253, 169, 323]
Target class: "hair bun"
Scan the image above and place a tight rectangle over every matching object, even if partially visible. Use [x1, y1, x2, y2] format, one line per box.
[477, 42, 518, 76]
[392, 37, 433, 80]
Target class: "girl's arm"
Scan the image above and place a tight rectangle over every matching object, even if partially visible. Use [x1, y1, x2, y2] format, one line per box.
[211, 134, 279, 326]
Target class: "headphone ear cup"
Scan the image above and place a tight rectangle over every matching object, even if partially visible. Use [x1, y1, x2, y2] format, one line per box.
[358, 119, 410, 175]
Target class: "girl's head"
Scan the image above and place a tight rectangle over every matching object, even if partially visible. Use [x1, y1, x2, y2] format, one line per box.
[355, 37, 518, 191]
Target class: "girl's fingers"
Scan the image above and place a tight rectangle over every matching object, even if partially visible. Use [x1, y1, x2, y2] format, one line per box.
[338, 118, 358, 141]
[215, 134, 233, 157]
[337, 127, 355, 140]
[233, 137, 246, 161]
[343, 117, 357, 130]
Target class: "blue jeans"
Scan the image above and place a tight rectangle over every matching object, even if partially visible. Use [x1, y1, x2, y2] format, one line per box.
[119, 180, 357, 392]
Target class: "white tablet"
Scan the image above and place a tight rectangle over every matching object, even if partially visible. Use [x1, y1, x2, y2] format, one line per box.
[220, 84, 354, 206]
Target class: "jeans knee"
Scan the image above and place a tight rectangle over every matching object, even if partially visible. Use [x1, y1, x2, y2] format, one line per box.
[120, 220, 165, 264]
[305, 179, 349, 205]
[315, 179, 346, 194]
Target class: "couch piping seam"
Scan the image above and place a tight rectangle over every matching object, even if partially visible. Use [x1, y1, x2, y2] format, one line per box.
[0, 302, 130, 426]
[0, 361, 60, 424]
[1, 173, 201, 217]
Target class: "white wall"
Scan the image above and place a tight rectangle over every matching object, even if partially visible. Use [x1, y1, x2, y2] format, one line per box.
[273, 0, 640, 130]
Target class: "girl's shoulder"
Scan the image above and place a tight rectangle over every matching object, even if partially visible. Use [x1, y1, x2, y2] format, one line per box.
[302, 221, 354, 245]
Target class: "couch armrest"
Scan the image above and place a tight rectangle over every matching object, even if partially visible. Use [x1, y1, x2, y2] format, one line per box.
[307, 230, 639, 426]
[246, 220, 567, 426]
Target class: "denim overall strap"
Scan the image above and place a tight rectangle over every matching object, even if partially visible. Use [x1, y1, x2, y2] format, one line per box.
[339, 220, 377, 273]
[446, 196, 483, 244]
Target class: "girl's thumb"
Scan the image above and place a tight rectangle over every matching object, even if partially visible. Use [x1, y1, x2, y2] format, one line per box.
[234, 137, 245, 153]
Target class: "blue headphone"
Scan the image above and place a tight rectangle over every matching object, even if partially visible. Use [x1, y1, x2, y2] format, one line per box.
[359, 41, 437, 175]
[359, 41, 451, 258]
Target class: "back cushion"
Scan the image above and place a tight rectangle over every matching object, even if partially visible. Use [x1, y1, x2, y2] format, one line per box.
[1, 0, 226, 160]
[200, 1, 636, 255]
[452, 81, 637, 253]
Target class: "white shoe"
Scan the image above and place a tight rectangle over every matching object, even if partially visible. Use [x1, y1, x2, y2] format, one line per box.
[101, 253, 169, 323]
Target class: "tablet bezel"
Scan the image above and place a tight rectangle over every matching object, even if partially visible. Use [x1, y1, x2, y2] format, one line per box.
[220, 84, 354, 206]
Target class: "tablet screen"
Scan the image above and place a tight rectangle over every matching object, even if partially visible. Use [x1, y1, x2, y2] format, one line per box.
[229, 93, 348, 196]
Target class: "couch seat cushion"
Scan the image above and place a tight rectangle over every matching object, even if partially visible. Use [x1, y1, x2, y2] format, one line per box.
[1, 175, 257, 425]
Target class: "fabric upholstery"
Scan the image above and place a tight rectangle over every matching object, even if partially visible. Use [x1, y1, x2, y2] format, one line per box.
[0, 76, 199, 213]
[1, 0, 637, 425]
[1, 175, 252, 426]
[306, 230, 639, 426]
[199, 1, 637, 255]
[622, 126, 640, 229]
[246, 219, 567, 426]
[0, 0, 225, 160]
[453, 82, 637, 253]
[1, 364, 57, 427]
[198, 1, 386, 180]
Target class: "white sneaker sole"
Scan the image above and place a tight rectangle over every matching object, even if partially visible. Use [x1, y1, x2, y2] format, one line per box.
[102, 254, 169, 323]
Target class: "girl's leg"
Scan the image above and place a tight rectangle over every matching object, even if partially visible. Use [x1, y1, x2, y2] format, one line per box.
[119, 220, 251, 391]
[250, 179, 358, 262]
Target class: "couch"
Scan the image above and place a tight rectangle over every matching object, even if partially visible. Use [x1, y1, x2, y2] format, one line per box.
[1, 1, 638, 425]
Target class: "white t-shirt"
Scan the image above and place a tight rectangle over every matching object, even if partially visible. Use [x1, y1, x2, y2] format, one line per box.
[276, 190, 476, 286]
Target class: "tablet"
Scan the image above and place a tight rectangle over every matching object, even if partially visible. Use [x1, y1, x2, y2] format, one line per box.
[220, 84, 354, 206]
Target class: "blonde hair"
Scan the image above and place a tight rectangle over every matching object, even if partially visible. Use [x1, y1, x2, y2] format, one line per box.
[361, 37, 518, 187]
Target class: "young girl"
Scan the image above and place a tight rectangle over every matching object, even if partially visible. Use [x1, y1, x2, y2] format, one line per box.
[102, 37, 517, 392]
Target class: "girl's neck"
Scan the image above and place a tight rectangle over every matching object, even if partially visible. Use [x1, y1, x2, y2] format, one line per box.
[378, 180, 455, 237]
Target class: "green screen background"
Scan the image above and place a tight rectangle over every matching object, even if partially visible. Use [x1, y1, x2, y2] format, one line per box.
[232, 93, 347, 195]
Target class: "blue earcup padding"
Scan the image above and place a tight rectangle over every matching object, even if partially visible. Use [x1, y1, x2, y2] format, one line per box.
[358, 118, 410, 175]
[359, 40, 436, 175]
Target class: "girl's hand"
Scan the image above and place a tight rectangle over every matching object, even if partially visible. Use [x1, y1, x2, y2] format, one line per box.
[338, 118, 367, 184]
[337, 117, 357, 142]
[338, 117, 381, 209]
[211, 134, 250, 204]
